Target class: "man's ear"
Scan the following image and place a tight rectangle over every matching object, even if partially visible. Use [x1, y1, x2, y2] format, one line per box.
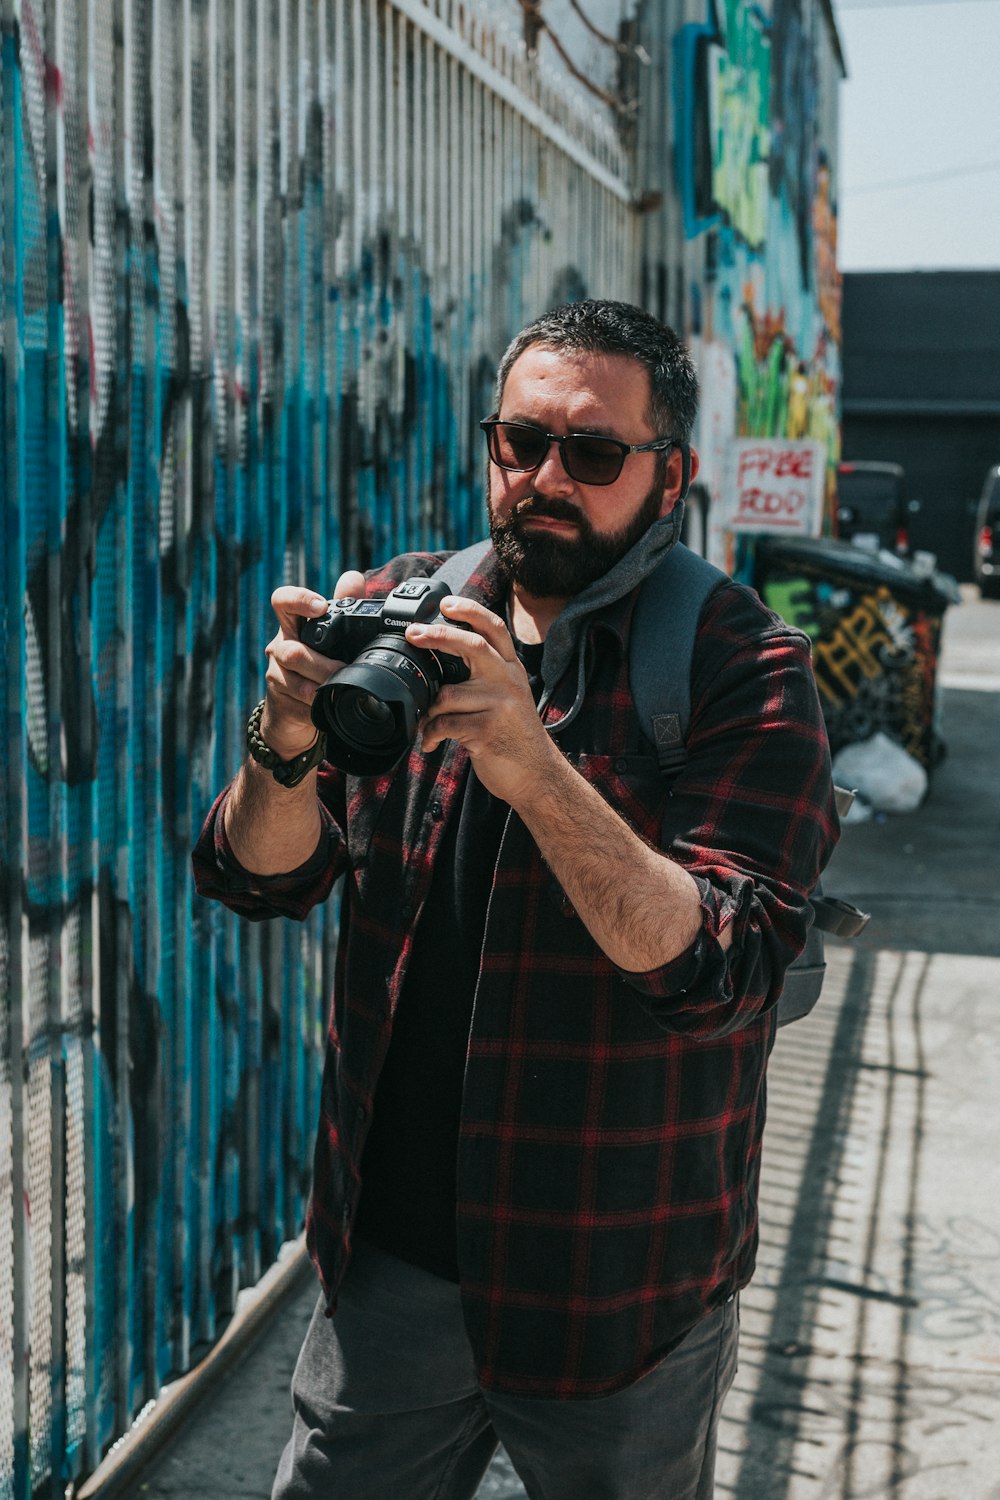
[682, 445, 700, 497]
[659, 444, 700, 515]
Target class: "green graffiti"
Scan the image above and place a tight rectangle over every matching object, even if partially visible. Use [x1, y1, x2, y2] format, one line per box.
[762, 579, 823, 639]
[710, 2, 771, 248]
[737, 315, 788, 437]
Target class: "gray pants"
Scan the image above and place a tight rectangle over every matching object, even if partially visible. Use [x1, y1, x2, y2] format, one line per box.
[272, 1241, 739, 1500]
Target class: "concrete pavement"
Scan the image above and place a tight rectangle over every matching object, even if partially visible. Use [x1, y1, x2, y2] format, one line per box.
[715, 585, 1000, 1500]
[119, 588, 1000, 1500]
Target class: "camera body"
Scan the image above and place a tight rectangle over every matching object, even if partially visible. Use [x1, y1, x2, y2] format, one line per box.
[301, 578, 470, 774]
[301, 577, 453, 658]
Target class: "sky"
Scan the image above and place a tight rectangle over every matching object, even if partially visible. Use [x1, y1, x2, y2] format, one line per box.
[833, 0, 1000, 271]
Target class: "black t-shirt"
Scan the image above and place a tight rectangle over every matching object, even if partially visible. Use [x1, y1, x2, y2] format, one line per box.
[355, 638, 544, 1279]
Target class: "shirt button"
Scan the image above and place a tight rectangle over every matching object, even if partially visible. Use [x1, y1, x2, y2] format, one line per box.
[614, 757, 629, 773]
[430, 799, 444, 819]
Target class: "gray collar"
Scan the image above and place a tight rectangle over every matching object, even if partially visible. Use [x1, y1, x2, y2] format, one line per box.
[537, 506, 685, 722]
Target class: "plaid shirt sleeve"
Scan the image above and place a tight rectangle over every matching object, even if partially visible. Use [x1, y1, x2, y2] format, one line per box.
[191, 765, 349, 920]
[617, 581, 839, 1036]
[190, 553, 453, 917]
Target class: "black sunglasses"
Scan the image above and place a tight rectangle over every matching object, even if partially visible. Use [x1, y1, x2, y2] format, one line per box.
[480, 417, 677, 488]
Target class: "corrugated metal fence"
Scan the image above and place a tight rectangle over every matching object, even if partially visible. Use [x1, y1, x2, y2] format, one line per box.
[0, 1, 637, 1493]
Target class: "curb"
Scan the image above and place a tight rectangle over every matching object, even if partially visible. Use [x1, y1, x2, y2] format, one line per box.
[72, 1240, 313, 1500]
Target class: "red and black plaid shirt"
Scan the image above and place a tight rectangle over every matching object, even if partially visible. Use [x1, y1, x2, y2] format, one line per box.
[193, 544, 838, 1398]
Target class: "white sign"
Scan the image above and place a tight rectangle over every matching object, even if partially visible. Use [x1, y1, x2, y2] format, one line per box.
[691, 339, 739, 570]
[721, 439, 826, 537]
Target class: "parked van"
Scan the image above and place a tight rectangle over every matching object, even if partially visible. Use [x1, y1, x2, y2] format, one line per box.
[973, 466, 1000, 599]
[836, 461, 910, 554]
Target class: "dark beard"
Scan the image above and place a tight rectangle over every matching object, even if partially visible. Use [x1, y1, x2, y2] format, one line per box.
[489, 474, 665, 598]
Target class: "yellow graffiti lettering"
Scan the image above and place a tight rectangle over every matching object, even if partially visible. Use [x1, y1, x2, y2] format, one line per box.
[813, 598, 898, 704]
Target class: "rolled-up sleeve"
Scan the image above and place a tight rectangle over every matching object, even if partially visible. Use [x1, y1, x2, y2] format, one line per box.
[191, 767, 348, 921]
[618, 585, 839, 1037]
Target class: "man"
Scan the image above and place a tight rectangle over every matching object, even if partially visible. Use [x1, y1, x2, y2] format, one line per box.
[193, 300, 838, 1499]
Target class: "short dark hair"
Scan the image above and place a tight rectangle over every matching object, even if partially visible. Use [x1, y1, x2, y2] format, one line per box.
[495, 300, 699, 444]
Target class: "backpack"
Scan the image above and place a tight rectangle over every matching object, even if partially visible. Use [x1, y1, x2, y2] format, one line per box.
[435, 540, 869, 1027]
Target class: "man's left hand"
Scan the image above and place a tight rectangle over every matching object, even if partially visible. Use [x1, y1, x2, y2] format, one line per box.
[408, 596, 558, 805]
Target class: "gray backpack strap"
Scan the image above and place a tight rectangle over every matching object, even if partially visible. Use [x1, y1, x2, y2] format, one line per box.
[629, 544, 728, 773]
[432, 539, 492, 594]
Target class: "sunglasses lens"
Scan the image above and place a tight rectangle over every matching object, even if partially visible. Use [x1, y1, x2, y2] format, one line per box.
[561, 437, 626, 485]
[490, 424, 548, 471]
[485, 423, 629, 485]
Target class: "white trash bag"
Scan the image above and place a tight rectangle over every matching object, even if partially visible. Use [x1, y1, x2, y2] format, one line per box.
[832, 731, 928, 815]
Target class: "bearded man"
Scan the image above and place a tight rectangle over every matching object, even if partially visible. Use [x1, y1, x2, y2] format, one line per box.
[194, 299, 838, 1500]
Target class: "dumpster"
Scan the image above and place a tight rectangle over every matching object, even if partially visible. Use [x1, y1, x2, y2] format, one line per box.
[752, 536, 961, 777]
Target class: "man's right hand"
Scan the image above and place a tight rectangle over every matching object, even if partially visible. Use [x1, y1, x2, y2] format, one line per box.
[261, 571, 366, 761]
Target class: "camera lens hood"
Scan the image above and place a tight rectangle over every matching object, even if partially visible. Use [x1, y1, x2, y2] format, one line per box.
[311, 650, 431, 775]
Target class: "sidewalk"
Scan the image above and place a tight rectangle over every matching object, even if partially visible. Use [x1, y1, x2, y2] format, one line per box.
[714, 586, 1000, 1500]
[120, 589, 1000, 1500]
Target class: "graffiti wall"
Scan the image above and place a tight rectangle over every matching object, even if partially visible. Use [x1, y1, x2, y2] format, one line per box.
[0, 2, 636, 1494]
[638, 0, 844, 566]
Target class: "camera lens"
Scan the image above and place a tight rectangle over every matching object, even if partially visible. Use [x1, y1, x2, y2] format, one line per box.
[311, 630, 468, 775]
[332, 687, 398, 748]
[354, 694, 393, 729]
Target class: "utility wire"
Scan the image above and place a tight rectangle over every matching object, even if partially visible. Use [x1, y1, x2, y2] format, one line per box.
[847, 159, 1000, 194]
[838, 0, 999, 11]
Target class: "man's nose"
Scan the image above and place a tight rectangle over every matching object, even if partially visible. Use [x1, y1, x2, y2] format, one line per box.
[532, 441, 575, 494]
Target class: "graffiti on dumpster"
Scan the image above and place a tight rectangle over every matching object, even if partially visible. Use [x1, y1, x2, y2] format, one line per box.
[760, 574, 942, 767]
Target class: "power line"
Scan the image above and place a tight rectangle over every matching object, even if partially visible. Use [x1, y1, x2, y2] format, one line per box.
[838, 0, 999, 10]
[847, 159, 1000, 195]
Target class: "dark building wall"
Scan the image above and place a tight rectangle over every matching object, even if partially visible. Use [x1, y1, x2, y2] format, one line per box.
[841, 272, 1000, 580]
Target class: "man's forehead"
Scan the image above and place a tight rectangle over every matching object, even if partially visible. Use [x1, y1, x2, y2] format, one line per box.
[502, 343, 653, 417]
[508, 341, 646, 379]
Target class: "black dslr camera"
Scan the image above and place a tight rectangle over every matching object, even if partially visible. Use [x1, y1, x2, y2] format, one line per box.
[300, 578, 470, 774]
